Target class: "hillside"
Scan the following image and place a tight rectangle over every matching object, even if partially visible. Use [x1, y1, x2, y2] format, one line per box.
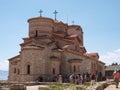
[0, 70, 8, 80]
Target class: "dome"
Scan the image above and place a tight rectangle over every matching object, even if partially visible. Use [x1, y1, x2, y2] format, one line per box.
[28, 17, 54, 37]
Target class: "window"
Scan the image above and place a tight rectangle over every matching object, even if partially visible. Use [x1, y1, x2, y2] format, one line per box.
[27, 65, 30, 74]
[52, 68, 55, 74]
[35, 30, 38, 37]
[14, 68, 16, 73]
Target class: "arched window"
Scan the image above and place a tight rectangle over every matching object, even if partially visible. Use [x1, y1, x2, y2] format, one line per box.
[52, 68, 55, 74]
[27, 65, 30, 74]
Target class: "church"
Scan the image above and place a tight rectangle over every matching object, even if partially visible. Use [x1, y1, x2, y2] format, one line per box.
[8, 13, 105, 82]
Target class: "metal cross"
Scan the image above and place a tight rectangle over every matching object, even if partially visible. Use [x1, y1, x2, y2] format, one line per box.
[53, 10, 58, 20]
[39, 9, 43, 17]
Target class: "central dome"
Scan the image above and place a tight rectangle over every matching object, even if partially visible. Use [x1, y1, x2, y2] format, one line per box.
[28, 17, 54, 37]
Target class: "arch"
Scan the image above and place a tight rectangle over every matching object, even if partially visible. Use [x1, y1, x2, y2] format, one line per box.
[25, 62, 32, 75]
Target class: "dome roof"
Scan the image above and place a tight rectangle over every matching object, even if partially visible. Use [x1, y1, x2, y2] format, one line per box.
[28, 16, 54, 23]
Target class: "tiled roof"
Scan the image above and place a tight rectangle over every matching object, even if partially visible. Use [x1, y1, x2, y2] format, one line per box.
[84, 53, 99, 60]
[8, 55, 20, 61]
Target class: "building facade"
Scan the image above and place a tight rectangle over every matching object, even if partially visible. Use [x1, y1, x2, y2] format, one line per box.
[8, 16, 105, 82]
[105, 65, 120, 79]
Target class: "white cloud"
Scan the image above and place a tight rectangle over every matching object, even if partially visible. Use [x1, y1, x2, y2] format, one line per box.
[0, 60, 9, 71]
[100, 49, 120, 65]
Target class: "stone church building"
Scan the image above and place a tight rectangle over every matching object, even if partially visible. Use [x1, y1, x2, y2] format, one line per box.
[8, 16, 105, 82]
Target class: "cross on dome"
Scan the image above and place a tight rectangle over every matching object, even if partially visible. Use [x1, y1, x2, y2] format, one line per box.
[39, 9, 43, 17]
[53, 10, 58, 20]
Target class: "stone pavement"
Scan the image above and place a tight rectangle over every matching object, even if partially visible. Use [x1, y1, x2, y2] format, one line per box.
[26, 85, 49, 90]
[104, 84, 120, 90]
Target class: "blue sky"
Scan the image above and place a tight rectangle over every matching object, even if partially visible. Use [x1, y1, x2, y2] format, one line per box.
[0, 0, 120, 70]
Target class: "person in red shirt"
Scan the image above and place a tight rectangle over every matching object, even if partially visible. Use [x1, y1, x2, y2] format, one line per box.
[113, 70, 120, 88]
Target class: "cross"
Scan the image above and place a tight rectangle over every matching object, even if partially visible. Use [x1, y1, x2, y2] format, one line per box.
[39, 9, 43, 17]
[53, 10, 58, 20]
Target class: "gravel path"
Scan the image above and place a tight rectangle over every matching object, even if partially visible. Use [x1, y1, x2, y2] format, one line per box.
[104, 84, 120, 90]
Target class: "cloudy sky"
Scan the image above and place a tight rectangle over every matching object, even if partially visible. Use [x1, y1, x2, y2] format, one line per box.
[0, 0, 120, 71]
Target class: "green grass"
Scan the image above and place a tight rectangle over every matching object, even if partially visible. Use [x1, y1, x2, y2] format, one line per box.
[50, 85, 63, 90]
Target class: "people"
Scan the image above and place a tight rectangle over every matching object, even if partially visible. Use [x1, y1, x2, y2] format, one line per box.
[113, 69, 120, 88]
[90, 72, 95, 85]
[69, 74, 74, 83]
[79, 74, 83, 85]
[58, 75, 62, 83]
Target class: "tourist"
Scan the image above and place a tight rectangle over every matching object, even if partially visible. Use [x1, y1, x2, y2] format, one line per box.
[82, 73, 85, 84]
[69, 74, 74, 83]
[113, 69, 120, 88]
[58, 75, 62, 83]
[98, 72, 102, 81]
[86, 72, 90, 82]
[84, 73, 87, 84]
[95, 71, 98, 82]
[90, 72, 95, 85]
[76, 74, 80, 84]
[79, 74, 83, 85]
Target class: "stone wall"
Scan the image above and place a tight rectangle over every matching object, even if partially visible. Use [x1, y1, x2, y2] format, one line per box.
[19, 48, 46, 82]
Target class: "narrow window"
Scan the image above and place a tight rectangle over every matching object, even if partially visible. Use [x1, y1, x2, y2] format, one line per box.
[52, 68, 55, 74]
[27, 65, 30, 74]
[14, 68, 16, 73]
[35, 30, 38, 37]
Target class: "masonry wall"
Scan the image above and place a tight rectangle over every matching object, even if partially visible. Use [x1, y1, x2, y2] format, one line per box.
[28, 17, 54, 37]
[20, 48, 46, 82]
[8, 57, 21, 82]
[62, 51, 85, 75]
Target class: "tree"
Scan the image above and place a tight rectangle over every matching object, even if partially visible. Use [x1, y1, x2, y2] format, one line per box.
[111, 62, 118, 66]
